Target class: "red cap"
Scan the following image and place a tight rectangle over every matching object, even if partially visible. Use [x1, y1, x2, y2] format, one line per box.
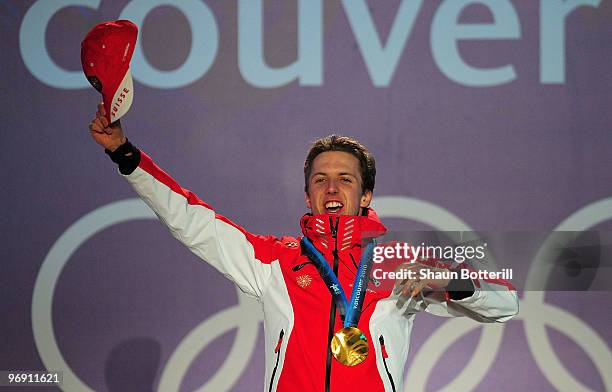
[81, 20, 138, 123]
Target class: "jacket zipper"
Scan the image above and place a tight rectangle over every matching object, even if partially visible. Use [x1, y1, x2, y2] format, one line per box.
[378, 335, 396, 392]
[292, 261, 315, 271]
[325, 216, 340, 392]
[268, 329, 284, 392]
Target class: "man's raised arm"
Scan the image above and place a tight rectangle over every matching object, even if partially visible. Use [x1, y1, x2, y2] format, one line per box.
[88, 104, 276, 299]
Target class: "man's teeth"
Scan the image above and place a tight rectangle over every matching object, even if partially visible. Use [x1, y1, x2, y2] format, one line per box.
[325, 201, 343, 209]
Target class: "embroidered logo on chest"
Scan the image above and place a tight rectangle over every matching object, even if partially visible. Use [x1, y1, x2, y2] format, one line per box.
[296, 274, 313, 288]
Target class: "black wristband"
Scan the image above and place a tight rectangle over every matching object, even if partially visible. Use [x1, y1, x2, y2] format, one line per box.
[104, 138, 141, 175]
[446, 275, 475, 300]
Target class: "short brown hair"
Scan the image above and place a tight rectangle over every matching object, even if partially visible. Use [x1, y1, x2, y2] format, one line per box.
[304, 134, 376, 194]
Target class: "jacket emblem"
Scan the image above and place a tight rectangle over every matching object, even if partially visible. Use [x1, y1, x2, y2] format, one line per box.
[296, 274, 313, 288]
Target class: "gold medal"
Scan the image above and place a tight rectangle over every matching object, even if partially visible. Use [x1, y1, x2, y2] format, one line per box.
[330, 326, 368, 366]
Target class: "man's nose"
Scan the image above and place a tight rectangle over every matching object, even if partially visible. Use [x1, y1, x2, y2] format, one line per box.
[326, 179, 338, 194]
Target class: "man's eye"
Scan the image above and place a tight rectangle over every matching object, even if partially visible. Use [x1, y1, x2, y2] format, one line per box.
[341, 178, 352, 183]
[314, 178, 325, 183]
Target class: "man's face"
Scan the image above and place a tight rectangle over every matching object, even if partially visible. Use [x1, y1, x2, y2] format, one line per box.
[305, 151, 372, 216]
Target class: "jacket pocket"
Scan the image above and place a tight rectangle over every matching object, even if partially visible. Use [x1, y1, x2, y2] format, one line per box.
[269, 329, 285, 392]
[379, 335, 396, 392]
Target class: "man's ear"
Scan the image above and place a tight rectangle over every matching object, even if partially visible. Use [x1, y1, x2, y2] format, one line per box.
[360, 190, 373, 208]
[305, 192, 312, 209]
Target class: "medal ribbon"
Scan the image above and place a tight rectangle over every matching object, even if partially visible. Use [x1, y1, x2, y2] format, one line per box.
[301, 237, 375, 328]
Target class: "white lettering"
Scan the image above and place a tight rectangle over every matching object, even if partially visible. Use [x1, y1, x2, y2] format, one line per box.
[19, 0, 592, 89]
[419, 269, 458, 280]
[342, 0, 423, 86]
[410, 245, 420, 262]
[384, 245, 395, 260]
[20, 0, 102, 89]
[372, 268, 417, 281]
[238, 0, 323, 88]
[373, 246, 385, 263]
[431, 0, 521, 87]
[373, 268, 383, 279]
[460, 268, 513, 280]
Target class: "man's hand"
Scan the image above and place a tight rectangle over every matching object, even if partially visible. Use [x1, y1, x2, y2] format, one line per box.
[393, 262, 451, 298]
[89, 103, 126, 152]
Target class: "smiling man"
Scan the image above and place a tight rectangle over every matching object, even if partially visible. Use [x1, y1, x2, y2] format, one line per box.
[90, 105, 518, 392]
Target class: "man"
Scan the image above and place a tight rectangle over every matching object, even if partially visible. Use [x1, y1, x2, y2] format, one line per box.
[89, 104, 518, 391]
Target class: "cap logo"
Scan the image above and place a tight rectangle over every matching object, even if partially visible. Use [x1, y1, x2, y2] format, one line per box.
[111, 88, 130, 118]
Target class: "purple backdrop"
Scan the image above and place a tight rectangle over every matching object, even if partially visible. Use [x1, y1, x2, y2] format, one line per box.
[2, 1, 611, 391]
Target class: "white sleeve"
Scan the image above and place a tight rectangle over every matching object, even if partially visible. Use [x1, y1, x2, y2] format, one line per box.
[122, 151, 276, 300]
[424, 278, 519, 323]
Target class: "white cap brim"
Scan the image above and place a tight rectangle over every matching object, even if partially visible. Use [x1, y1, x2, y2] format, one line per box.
[109, 69, 134, 122]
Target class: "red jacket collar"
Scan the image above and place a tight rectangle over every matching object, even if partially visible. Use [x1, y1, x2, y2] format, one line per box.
[300, 208, 387, 256]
